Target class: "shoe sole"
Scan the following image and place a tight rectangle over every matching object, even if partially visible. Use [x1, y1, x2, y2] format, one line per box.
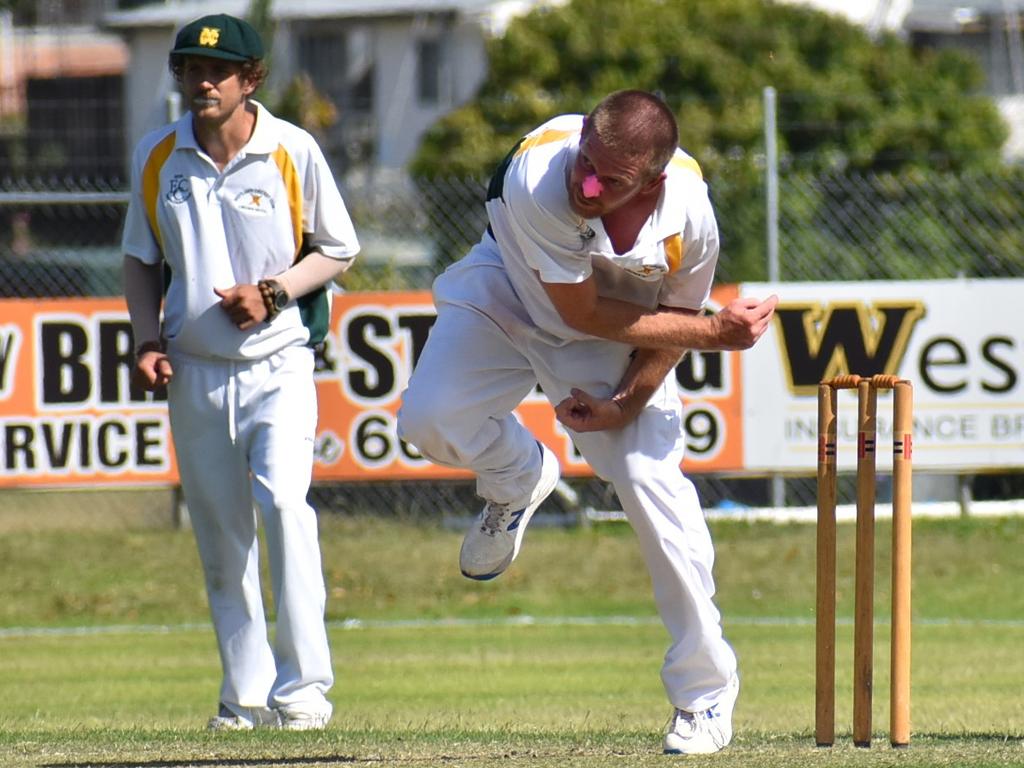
[461, 445, 559, 580]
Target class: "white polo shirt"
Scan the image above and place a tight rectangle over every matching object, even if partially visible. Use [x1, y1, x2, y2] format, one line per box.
[484, 114, 719, 342]
[122, 101, 360, 360]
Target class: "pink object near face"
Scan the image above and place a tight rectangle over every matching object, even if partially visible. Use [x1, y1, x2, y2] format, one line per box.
[582, 174, 603, 198]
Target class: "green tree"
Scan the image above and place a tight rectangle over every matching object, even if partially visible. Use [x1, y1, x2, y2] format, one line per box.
[411, 0, 1008, 278]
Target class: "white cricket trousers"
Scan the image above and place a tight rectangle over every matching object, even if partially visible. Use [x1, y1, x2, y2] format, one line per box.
[167, 345, 333, 719]
[398, 245, 737, 711]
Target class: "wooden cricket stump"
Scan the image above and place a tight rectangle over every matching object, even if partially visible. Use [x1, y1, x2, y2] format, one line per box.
[815, 374, 913, 749]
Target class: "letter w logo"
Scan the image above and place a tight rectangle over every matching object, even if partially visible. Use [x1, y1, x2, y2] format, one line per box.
[774, 301, 925, 396]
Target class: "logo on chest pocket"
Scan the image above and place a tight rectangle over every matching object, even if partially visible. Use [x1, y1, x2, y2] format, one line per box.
[624, 263, 667, 280]
[234, 188, 275, 215]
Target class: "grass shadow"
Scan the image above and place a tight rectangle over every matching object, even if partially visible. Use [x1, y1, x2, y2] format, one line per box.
[41, 757, 358, 768]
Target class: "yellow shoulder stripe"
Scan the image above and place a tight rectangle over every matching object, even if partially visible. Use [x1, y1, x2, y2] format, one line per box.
[272, 144, 304, 260]
[142, 132, 176, 253]
[670, 153, 703, 180]
[663, 233, 683, 274]
[514, 129, 577, 158]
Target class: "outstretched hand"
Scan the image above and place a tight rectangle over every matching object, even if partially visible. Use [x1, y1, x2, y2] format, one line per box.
[554, 387, 633, 433]
[710, 295, 778, 350]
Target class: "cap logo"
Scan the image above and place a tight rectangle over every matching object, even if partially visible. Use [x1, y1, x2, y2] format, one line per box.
[198, 27, 221, 47]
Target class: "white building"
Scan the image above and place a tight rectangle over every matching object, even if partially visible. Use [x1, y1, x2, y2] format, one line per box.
[903, 1, 1024, 158]
[775, 0, 913, 35]
[104, 0, 552, 175]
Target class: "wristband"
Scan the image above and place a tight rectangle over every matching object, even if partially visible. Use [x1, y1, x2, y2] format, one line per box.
[135, 340, 164, 357]
[258, 279, 288, 320]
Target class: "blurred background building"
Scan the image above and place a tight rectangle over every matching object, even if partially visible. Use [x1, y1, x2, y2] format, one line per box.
[3, 0, 1024, 182]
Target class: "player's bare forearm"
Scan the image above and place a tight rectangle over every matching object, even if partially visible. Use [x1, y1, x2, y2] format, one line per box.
[612, 346, 685, 420]
[555, 346, 684, 433]
[542, 278, 778, 351]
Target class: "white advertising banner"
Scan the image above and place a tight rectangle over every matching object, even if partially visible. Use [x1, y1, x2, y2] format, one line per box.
[740, 278, 1024, 473]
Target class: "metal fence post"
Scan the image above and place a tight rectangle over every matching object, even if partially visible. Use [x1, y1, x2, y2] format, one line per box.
[764, 85, 779, 283]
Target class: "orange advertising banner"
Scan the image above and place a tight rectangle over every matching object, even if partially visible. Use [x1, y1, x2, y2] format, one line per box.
[0, 288, 745, 488]
[0, 297, 174, 487]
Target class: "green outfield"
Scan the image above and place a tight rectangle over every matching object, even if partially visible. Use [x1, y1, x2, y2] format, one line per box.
[0, 512, 1022, 767]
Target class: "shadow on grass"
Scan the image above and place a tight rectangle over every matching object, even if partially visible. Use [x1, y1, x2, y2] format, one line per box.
[913, 731, 1024, 743]
[41, 758, 357, 768]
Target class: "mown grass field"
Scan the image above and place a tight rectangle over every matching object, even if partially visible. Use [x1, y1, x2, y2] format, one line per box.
[0, 511, 1022, 767]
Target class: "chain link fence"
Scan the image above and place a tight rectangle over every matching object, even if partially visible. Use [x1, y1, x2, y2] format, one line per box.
[2, 162, 1022, 519]
[776, 169, 1024, 281]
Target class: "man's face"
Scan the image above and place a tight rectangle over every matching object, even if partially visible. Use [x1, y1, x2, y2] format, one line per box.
[181, 56, 254, 122]
[567, 126, 659, 219]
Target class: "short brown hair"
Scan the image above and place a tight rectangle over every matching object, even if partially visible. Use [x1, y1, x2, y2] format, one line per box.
[585, 90, 679, 181]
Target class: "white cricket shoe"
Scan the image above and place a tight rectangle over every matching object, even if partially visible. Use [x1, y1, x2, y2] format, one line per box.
[663, 675, 740, 755]
[207, 713, 253, 732]
[275, 707, 331, 731]
[207, 704, 278, 731]
[459, 442, 560, 580]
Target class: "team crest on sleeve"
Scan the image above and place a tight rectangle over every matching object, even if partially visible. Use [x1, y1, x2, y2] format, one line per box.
[165, 175, 192, 204]
[234, 188, 275, 215]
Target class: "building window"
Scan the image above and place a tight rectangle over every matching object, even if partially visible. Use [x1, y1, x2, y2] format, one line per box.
[295, 23, 375, 169]
[417, 38, 441, 105]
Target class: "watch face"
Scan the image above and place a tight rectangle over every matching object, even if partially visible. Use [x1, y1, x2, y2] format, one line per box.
[274, 290, 289, 310]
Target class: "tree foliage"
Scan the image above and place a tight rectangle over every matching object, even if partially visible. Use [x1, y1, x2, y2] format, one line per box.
[411, 0, 1009, 279]
[413, 0, 1005, 179]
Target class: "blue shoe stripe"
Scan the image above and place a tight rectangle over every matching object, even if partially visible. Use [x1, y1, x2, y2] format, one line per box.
[506, 508, 526, 531]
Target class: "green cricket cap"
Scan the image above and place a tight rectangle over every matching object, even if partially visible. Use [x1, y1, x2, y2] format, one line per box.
[171, 13, 264, 62]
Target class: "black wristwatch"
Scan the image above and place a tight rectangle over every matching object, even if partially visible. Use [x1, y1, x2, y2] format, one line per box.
[258, 279, 289, 319]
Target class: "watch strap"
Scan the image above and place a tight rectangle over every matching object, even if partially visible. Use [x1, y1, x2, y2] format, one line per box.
[258, 279, 286, 320]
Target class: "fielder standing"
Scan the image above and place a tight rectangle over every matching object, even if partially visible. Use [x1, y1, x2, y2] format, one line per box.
[121, 13, 359, 730]
[398, 90, 776, 754]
